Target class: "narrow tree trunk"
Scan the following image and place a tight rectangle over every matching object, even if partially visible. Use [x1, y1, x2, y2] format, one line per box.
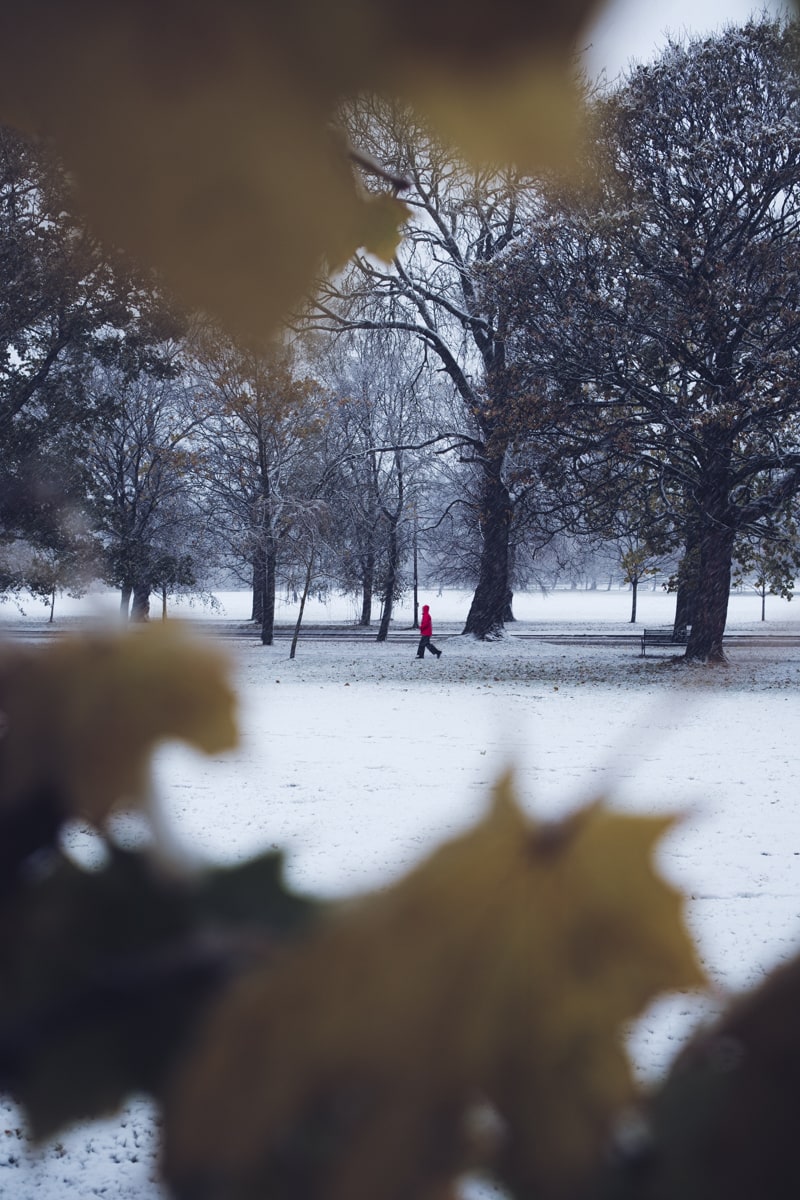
[251, 548, 265, 624]
[359, 586, 373, 627]
[359, 546, 375, 626]
[412, 515, 419, 629]
[260, 545, 276, 646]
[376, 513, 400, 643]
[630, 575, 638, 623]
[463, 461, 512, 639]
[761, 585, 767, 622]
[290, 552, 314, 660]
[120, 585, 132, 620]
[48, 589, 56, 623]
[684, 524, 735, 663]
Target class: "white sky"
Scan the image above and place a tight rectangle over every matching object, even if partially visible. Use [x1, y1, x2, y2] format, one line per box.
[586, 0, 794, 79]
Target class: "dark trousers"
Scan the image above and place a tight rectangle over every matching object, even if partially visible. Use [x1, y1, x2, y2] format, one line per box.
[416, 636, 440, 658]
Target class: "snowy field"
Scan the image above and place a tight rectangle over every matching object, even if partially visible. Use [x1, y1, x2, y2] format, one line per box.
[2, 585, 800, 1198]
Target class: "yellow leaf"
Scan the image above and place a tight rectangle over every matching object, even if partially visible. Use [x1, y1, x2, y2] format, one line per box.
[165, 773, 704, 1200]
[410, 62, 585, 174]
[0, 0, 601, 341]
[0, 624, 237, 827]
[354, 193, 411, 265]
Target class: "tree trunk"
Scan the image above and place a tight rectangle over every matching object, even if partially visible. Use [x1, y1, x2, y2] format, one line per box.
[673, 534, 701, 639]
[684, 523, 735, 663]
[161, 584, 168, 620]
[502, 588, 515, 622]
[630, 576, 638, 623]
[130, 582, 150, 622]
[376, 513, 400, 643]
[251, 549, 265, 623]
[359, 586, 373, 627]
[120, 585, 132, 620]
[359, 546, 375, 626]
[260, 544, 276, 646]
[290, 552, 314, 660]
[412, 516, 419, 629]
[673, 579, 696, 639]
[463, 460, 512, 639]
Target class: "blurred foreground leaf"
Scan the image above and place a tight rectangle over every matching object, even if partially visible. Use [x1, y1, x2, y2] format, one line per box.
[597, 952, 800, 1200]
[0, 846, 317, 1139]
[0, 0, 602, 341]
[0, 624, 237, 841]
[165, 775, 704, 1200]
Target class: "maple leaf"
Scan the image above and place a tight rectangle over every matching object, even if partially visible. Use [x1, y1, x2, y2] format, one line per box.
[164, 774, 704, 1200]
[0, 624, 237, 830]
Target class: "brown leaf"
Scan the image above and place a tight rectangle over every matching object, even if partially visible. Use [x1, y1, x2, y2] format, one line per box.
[165, 774, 704, 1200]
[0, 624, 237, 827]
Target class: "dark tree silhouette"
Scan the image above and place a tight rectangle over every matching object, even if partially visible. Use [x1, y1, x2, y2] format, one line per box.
[0, 125, 181, 571]
[496, 18, 800, 662]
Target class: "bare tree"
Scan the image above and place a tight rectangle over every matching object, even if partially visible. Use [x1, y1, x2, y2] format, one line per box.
[322, 330, 432, 636]
[307, 98, 533, 638]
[190, 331, 328, 645]
[81, 359, 201, 619]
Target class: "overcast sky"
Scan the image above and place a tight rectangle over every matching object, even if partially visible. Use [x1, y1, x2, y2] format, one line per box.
[585, 0, 793, 78]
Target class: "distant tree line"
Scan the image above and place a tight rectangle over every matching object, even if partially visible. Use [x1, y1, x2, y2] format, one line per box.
[3, 16, 800, 657]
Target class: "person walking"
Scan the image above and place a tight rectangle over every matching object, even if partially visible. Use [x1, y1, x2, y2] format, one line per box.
[416, 604, 442, 659]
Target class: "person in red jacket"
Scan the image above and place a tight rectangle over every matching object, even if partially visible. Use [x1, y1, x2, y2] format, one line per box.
[416, 604, 442, 658]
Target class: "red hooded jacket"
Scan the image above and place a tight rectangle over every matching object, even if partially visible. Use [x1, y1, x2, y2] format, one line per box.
[420, 606, 432, 637]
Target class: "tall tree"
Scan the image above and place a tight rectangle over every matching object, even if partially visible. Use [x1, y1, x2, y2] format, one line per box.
[309, 99, 534, 638]
[497, 18, 800, 662]
[0, 123, 183, 576]
[81, 360, 200, 618]
[191, 333, 325, 646]
[323, 331, 429, 632]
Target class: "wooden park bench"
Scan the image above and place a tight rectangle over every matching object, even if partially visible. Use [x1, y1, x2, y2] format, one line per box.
[640, 626, 690, 656]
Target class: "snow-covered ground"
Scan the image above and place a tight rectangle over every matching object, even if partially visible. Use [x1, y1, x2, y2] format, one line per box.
[3, 585, 800, 1198]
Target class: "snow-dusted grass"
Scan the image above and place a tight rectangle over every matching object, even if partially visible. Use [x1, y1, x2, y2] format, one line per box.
[3, 586, 800, 1198]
